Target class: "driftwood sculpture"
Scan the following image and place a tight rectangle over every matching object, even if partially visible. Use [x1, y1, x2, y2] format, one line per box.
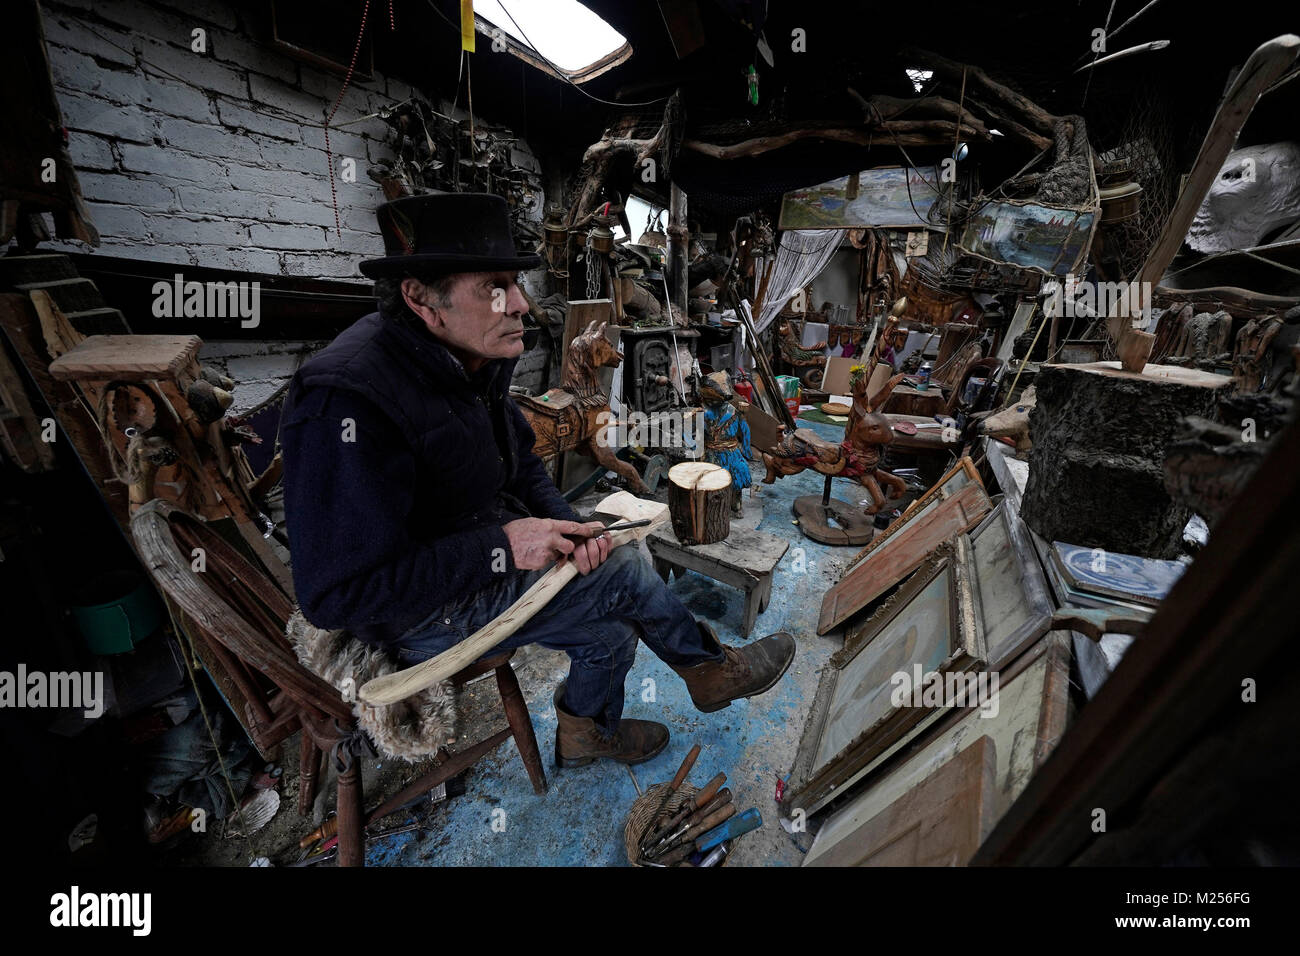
[516, 319, 647, 493]
[762, 367, 907, 514]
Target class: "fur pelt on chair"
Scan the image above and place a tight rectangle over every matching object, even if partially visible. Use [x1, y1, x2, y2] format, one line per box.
[286, 610, 456, 761]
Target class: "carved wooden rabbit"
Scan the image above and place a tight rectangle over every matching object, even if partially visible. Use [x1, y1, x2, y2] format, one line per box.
[761, 368, 907, 514]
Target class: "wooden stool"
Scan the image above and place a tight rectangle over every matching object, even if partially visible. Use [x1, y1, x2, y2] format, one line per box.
[646, 525, 789, 638]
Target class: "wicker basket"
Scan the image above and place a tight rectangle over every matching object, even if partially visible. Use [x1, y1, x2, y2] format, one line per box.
[623, 782, 700, 867]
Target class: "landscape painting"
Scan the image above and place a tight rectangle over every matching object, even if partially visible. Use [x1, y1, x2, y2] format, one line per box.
[959, 199, 1097, 277]
[779, 166, 944, 230]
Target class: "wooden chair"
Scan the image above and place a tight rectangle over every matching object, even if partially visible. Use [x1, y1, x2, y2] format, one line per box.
[131, 499, 547, 866]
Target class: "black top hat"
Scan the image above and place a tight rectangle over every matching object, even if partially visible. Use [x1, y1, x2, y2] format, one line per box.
[359, 192, 542, 279]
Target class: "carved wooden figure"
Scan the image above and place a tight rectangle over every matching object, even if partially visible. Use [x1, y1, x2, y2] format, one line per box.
[761, 366, 908, 514]
[700, 371, 751, 516]
[777, 318, 827, 369]
[515, 319, 648, 493]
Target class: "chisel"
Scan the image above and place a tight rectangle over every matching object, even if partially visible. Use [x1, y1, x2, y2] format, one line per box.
[640, 772, 727, 850]
[562, 519, 652, 543]
[642, 783, 731, 853]
[645, 803, 737, 860]
[657, 807, 763, 866]
[640, 743, 701, 839]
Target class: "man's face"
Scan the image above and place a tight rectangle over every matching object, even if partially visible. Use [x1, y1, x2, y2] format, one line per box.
[403, 271, 529, 369]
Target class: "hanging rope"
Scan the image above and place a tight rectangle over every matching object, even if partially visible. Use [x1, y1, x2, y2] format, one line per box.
[324, 1, 396, 239]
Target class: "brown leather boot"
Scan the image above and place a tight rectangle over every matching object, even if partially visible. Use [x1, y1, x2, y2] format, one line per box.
[669, 622, 796, 713]
[553, 683, 669, 768]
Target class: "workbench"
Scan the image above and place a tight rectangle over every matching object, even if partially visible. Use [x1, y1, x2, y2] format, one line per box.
[646, 525, 789, 639]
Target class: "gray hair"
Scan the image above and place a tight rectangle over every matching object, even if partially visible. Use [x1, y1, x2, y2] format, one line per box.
[374, 271, 460, 322]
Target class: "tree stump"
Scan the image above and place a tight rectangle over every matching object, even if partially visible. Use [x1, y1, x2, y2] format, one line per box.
[667, 462, 732, 545]
[1020, 362, 1233, 558]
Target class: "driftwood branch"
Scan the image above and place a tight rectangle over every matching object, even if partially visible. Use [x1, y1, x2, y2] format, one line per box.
[850, 86, 1049, 153]
[899, 47, 1059, 136]
[683, 124, 973, 161]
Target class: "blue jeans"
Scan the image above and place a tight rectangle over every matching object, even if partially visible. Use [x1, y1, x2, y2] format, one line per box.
[393, 546, 722, 733]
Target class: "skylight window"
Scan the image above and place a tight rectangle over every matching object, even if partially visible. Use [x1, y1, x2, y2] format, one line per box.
[475, 0, 631, 80]
[905, 68, 933, 93]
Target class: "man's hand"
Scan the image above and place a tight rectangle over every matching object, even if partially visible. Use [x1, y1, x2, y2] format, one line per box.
[502, 518, 612, 574]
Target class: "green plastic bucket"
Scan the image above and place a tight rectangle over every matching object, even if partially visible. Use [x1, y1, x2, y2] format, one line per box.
[70, 570, 163, 655]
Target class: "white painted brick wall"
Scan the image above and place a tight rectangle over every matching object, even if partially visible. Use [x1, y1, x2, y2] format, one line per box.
[38, 0, 491, 283]
[198, 339, 329, 414]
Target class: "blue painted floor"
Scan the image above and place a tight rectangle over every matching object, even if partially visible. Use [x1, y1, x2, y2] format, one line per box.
[367, 421, 856, 867]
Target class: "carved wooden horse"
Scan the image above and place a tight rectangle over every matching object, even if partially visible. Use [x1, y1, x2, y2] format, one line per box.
[515, 320, 648, 493]
[761, 369, 907, 514]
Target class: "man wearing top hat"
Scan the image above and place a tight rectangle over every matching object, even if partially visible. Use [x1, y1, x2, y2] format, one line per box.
[280, 193, 795, 767]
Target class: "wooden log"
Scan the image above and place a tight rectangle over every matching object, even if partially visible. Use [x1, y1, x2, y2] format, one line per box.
[1021, 362, 1234, 558]
[667, 461, 732, 546]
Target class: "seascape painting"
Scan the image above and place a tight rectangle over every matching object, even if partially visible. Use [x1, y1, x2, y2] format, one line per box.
[779, 166, 944, 230]
[959, 199, 1097, 277]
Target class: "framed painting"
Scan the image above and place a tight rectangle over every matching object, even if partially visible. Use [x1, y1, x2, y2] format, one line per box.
[1050, 541, 1187, 608]
[958, 197, 1099, 278]
[779, 166, 944, 231]
[819, 458, 991, 634]
[788, 542, 986, 816]
[801, 631, 1073, 862]
[967, 502, 1056, 669]
[1032, 530, 1158, 616]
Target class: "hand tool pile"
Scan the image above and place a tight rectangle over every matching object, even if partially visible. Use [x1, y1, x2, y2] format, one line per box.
[636, 744, 764, 867]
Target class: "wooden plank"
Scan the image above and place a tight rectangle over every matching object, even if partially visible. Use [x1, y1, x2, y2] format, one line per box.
[0, 338, 56, 471]
[647, 524, 788, 576]
[742, 400, 782, 454]
[48, 334, 202, 381]
[806, 735, 997, 867]
[563, 299, 613, 360]
[360, 492, 668, 705]
[818, 481, 992, 634]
